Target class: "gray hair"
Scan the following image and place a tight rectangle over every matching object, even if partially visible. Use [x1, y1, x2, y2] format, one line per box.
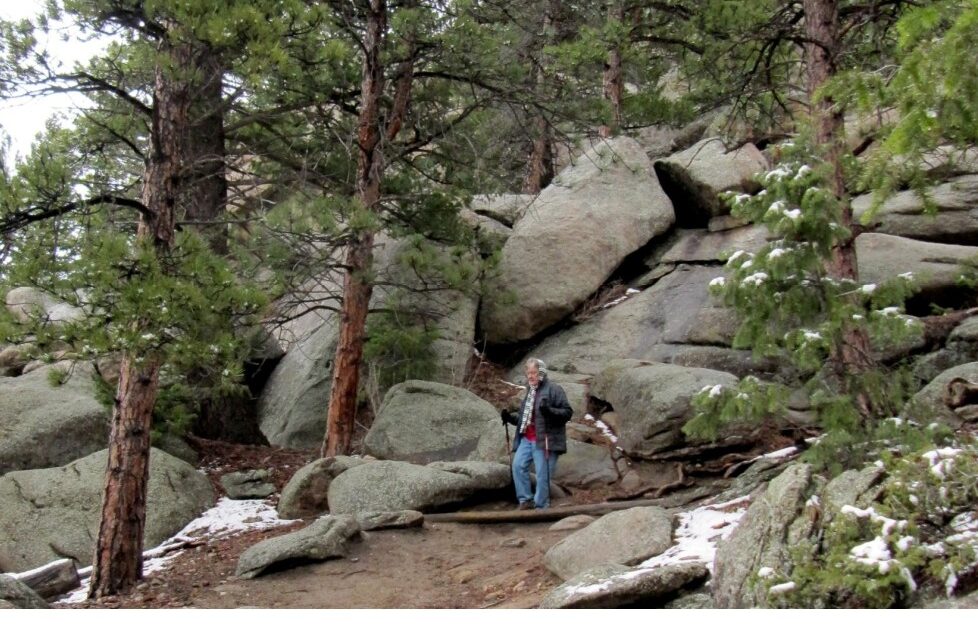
[525, 357, 548, 379]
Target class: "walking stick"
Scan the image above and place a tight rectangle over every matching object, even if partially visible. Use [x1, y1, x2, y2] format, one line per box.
[504, 421, 512, 471]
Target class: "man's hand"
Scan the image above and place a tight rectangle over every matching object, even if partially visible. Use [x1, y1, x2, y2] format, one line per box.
[500, 409, 515, 426]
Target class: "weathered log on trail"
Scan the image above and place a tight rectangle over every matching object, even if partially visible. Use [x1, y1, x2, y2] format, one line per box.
[12, 559, 80, 599]
[424, 497, 684, 524]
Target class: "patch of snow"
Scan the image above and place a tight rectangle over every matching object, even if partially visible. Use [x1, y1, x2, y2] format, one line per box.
[802, 330, 821, 342]
[59, 498, 299, 604]
[861, 284, 877, 294]
[592, 418, 617, 443]
[768, 248, 787, 259]
[768, 581, 796, 595]
[850, 537, 892, 568]
[878, 306, 901, 316]
[899, 272, 914, 281]
[751, 446, 799, 463]
[784, 209, 802, 221]
[922, 447, 962, 480]
[640, 496, 750, 573]
[710, 277, 726, 288]
[742, 272, 768, 286]
[757, 567, 775, 579]
[794, 165, 812, 179]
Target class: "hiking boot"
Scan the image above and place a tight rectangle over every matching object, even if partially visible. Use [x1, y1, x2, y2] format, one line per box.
[517, 501, 534, 511]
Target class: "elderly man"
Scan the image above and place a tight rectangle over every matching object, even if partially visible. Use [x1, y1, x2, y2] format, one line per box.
[501, 358, 573, 509]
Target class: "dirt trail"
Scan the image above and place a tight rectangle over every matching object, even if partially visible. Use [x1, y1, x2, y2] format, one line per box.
[66, 515, 567, 609]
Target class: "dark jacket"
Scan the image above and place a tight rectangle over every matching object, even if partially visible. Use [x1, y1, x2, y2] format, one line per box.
[504, 376, 573, 454]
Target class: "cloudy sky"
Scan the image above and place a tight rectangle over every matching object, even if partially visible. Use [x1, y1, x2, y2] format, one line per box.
[0, 3, 108, 162]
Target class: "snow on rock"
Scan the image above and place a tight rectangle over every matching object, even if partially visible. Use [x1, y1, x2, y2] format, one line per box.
[640, 496, 750, 573]
[59, 498, 298, 603]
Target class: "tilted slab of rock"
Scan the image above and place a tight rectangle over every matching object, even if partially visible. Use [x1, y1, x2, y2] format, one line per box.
[235, 515, 360, 579]
[589, 360, 739, 458]
[363, 381, 498, 464]
[657, 225, 770, 265]
[519, 265, 728, 376]
[540, 561, 709, 609]
[654, 137, 768, 227]
[480, 136, 675, 344]
[544, 506, 674, 581]
[221, 469, 276, 500]
[327, 460, 510, 515]
[0, 448, 214, 573]
[356, 510, 424, 531]
[712, 463, 816, 608]
[258, 313, 338, 449]
[856, 233, 978, 295]
[853, 175, 978, 244]
[277, 456, 368, 519]
[0, 575, 48, 609]
[0, 363, 109, 475]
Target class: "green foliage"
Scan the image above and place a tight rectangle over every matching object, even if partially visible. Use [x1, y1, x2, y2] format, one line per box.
[3, 222, 267, 433]
[765, 441, 978, 608]
[685, 143, 923, 470]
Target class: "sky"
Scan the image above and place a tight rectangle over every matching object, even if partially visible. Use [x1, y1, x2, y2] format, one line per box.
[0, 3, 110, 162]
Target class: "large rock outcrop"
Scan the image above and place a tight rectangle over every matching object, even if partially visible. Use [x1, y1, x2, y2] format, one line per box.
[852, 175, 978, 244]
[0, 363, 109, 475]
[904, 362, 978, 429]
[327, 460, 510, 515]
[589, 360, 740, 457]
[654, 137, 768, 227]
[0, 448, 214, 573]
[257, 313, 338, 449]
[277, 456, 369, 519]
[480, 137, 675, 344]
[363, 380, 499, 464]
[856, 233, 978, 301]
[5, 287, 84, 326]
[519, 264, 776, 379]
[712, 464, 817, 608]
[543, 506, 674, 581]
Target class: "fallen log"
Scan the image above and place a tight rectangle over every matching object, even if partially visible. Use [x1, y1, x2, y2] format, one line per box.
[424, 497, 676, 524]
[11, 559, 79, 600]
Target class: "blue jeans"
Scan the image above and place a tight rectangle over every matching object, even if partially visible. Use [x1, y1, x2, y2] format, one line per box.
[512, 435, 559, 508]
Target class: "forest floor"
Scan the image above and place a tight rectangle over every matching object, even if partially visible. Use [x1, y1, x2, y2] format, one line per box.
[57, 436, 620, 609]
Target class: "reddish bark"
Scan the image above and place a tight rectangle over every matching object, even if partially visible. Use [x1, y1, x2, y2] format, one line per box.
[601, 2, 625, 138]
[324, 0, 418, 456]
[804, 0, 875, 414]
[88, 33, 191, 599]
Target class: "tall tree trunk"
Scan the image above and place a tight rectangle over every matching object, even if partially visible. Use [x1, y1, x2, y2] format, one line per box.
[523, 113, 553, 194]
[522, 1, 560, 194]
[804, 0, 875, 415]
[323, 0, 388, 457]
[88, 34, 191, 600]
[185, 45, 228, 255]
[322, 0, 419, 456]
[600, 1, 624, 138]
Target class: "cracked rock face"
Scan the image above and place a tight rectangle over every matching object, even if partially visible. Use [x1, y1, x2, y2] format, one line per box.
[0, 448, 214, 573]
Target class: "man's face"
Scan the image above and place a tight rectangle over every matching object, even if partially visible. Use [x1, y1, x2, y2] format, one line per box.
[526, 364, 540, 387]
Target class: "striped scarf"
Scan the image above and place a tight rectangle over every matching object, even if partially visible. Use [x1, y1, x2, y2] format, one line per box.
[519, 384, 537, 435]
